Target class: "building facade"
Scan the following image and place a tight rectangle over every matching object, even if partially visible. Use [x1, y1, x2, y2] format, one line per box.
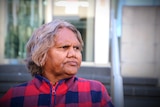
[0, 0, 110, 65]
[0, 0, 160, 85]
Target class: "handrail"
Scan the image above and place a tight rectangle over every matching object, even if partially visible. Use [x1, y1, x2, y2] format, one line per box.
[110, 19, 124, 107]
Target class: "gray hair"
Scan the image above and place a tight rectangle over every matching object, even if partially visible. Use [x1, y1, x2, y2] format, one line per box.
[26, 19, 84, 76]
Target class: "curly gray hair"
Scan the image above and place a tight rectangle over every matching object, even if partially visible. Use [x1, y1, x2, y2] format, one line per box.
[26, 19, 84, 76]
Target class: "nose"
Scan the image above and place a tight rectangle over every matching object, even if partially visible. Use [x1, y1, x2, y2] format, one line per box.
[67, 47, 76, 58]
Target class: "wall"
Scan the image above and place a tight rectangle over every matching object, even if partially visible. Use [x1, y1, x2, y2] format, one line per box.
[121, 6, 160, 82]
[0, 0, 7, 64]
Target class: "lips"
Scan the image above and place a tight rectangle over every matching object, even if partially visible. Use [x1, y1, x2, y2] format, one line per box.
[65, 61, 78, 66]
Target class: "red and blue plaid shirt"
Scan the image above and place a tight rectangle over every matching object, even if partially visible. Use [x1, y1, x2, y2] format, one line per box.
[0, 75, 114, 107]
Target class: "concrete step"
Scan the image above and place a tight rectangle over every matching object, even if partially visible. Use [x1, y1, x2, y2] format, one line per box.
[0, 64, 160, 106]
[124, 96, 160, 107]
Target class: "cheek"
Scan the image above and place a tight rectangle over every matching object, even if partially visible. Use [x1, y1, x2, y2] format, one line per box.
[77, 53, 82, 63]
[47, 51, 64, 65]
[52, 53, 64, 64]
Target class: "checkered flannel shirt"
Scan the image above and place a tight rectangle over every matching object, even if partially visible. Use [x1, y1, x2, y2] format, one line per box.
[0, 75, 114, 107]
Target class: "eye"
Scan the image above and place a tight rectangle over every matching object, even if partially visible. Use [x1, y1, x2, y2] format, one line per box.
[74, 46, 81, 51]
[61, 45, 70, 49]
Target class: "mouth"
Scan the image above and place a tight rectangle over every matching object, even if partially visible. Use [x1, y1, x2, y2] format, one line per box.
[66, 61, 78, 66]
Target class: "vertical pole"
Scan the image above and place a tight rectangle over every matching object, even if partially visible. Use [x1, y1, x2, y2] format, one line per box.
[0, 0, 7, 63]
[45, 0, 53, 23]
[111, 19, 124, 107]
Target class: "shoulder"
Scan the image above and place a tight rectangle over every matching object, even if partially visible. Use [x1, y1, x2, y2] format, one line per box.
[12, 77, 36, 89]
[77, 77, 103, 85]
[76, 77, 106, 90]
[75, 77, 113, 106]
[0, 81, 28, 106]
[0, 77, 36, 100]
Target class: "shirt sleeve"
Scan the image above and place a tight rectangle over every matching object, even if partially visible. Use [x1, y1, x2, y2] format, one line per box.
[0, 88, 13, 107]
[101, 84, 114, 107]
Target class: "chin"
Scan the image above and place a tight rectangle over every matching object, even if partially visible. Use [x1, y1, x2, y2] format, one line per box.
[69, 70, 78, 75]
[66, 69, 78, 75]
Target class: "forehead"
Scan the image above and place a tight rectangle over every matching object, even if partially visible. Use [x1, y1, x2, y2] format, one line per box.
[54, 27, 80, 44]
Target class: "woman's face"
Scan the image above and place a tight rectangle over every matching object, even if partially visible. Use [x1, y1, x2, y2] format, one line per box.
[44, 27, 82, 79]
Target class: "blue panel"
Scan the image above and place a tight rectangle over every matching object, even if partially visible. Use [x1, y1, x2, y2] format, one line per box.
[66, 91, 78, 103]
[38, 94, 50, 106]
[11, 96, 24, 107]
[91, 91, 101, 103]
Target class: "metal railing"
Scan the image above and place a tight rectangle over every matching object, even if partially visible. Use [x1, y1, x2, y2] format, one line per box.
[110, 19, 124, 107]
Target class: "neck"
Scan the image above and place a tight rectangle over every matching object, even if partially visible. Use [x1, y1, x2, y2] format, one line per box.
[42, 71, 59, 85]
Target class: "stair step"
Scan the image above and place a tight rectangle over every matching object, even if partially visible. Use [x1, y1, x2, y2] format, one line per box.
[0, 65, 160, 99]
[123, 77, 158, 86]
[124, 85, 160, 97]
[124, 96, 160, 107]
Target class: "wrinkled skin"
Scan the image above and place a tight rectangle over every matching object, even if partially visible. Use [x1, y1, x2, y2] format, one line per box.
[43, 27, 82, 84]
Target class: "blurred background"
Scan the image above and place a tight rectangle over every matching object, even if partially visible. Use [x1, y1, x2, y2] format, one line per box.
[0, 0, 160, 107]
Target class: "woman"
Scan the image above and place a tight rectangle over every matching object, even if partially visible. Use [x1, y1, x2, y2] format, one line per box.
[0, 19, 114, 107]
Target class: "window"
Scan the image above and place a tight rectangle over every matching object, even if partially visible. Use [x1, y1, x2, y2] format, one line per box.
[0, 0, 95, 64]
[52, 0, 95, 61]
[5, 0, 44, 59]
